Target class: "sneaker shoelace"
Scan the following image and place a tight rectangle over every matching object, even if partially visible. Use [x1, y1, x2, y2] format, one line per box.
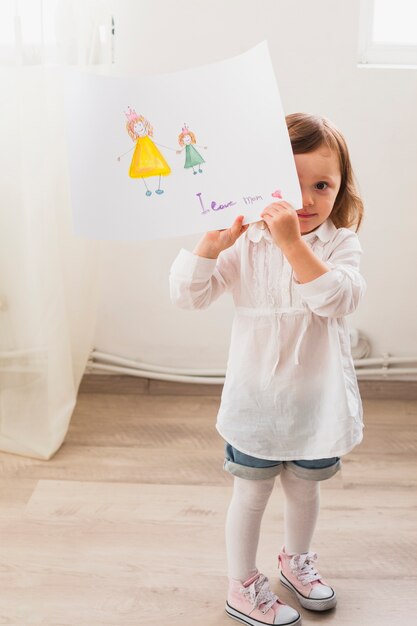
[240, 574, 278, 613]
[289, 551, 321, 585]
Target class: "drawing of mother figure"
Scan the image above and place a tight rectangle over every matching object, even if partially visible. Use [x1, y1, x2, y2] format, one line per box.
[118, 107, 171, 196]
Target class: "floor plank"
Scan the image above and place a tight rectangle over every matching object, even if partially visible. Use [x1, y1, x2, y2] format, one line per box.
[0, 394, 416, 625]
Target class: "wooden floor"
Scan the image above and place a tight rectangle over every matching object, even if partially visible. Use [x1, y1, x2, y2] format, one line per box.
[0, 383, 416, 625]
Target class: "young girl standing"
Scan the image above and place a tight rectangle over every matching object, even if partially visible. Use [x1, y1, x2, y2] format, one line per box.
[169, 113, 366, 626]
[176, 123, 207, 175]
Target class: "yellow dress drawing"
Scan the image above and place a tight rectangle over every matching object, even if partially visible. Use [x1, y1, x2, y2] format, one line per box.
[129, 135, 171, 178]
[119, 107, 171, 196]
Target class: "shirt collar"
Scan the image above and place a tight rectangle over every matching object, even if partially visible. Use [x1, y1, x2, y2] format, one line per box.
[246, 221, 273, 243]
[301, 218, 337, 243]
[246, 217, 336, 244]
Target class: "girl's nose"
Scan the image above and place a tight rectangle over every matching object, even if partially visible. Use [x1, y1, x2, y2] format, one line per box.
[302, 192, 314, 208]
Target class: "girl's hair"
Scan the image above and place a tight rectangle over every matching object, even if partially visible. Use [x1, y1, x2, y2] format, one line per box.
[286, 112, 364, 232]
[178, 130, 196, 147]
[126, 115, 153, 141]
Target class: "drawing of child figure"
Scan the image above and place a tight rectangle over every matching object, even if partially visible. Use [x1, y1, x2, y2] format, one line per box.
[176, 124, 207, 174]
[118, 107, 171, 196]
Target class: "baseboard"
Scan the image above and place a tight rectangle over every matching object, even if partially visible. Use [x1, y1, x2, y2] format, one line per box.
[79, 374, 417, 399]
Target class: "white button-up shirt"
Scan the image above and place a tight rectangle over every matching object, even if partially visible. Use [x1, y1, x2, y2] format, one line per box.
[169, 218, 367, 460]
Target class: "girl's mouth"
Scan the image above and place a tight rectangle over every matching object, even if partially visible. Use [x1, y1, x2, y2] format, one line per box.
[298, 213, 317, 218]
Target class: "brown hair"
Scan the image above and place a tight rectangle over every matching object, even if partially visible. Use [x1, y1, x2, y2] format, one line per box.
[178, 130, 196, 147]
[126, 115, 153, 141]
[286, 112, 364, 232]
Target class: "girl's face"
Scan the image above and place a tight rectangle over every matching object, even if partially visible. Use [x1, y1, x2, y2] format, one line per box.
[293, 148, 341, 234]
[183, 134, 192, 145]
[133, 121, 146, 136]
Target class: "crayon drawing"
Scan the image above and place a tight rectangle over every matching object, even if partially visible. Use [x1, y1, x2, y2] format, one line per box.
[118, 107, 171, 196]
[65, 42, 303, 240]
[176, 123, 207, 175]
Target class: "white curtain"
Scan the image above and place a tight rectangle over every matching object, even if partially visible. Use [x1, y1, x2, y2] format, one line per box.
[0, 1, 114, 459]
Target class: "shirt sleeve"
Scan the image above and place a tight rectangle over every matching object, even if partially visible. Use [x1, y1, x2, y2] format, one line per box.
[169, 243, 239, 310]
[293, 229, 367, 318]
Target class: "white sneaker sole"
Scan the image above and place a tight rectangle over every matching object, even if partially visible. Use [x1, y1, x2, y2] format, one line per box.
[225, 601, 302, 626]
[279, 571, 337, 611]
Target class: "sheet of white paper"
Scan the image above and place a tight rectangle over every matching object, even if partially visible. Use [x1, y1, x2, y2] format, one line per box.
[65, 41, 302, 241]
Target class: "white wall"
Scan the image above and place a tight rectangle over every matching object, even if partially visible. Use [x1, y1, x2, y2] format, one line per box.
[93, 0, 417, 368]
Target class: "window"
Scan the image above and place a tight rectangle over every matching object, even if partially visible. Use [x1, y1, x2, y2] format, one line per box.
[358, 0, 417, 67]
[0, 0, 115, 66]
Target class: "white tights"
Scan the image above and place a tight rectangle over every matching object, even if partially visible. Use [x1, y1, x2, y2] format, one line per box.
[225, 470, 320, 582]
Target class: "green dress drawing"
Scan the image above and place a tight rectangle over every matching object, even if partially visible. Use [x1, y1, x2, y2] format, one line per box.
[184, 144, 205, 169]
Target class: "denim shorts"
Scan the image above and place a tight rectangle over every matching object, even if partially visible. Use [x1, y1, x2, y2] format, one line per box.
[223, 442, 341, 481]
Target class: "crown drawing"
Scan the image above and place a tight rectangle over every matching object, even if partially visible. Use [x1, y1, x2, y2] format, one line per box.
[125, 106, 139, 122]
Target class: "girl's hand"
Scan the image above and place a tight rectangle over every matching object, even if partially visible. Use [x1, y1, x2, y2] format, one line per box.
[193, 215, 249, 259]
[260, 201, 302, 250]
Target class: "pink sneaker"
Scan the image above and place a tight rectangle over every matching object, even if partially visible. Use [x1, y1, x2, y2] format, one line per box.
[226, 570, 301, 625]
[278, 547, 336, 611]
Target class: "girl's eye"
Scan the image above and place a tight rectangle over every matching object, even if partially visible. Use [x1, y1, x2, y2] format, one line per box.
[315, 182, 328, 191]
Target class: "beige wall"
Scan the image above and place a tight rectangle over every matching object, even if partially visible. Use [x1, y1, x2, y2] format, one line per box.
[93, 0, 417, 368]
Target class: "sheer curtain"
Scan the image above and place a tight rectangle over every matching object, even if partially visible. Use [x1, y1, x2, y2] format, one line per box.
[0, 0, 114, 459]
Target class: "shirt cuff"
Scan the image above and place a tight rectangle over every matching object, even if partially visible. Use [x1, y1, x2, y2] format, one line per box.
[293, 268, 345, 298]
[170, 248, 218, 281]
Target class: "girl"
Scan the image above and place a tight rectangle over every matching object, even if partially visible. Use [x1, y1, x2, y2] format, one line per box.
[176, 123, 207, 174]
[169, 113, 366, 626]
[118, 107, 171, 196]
